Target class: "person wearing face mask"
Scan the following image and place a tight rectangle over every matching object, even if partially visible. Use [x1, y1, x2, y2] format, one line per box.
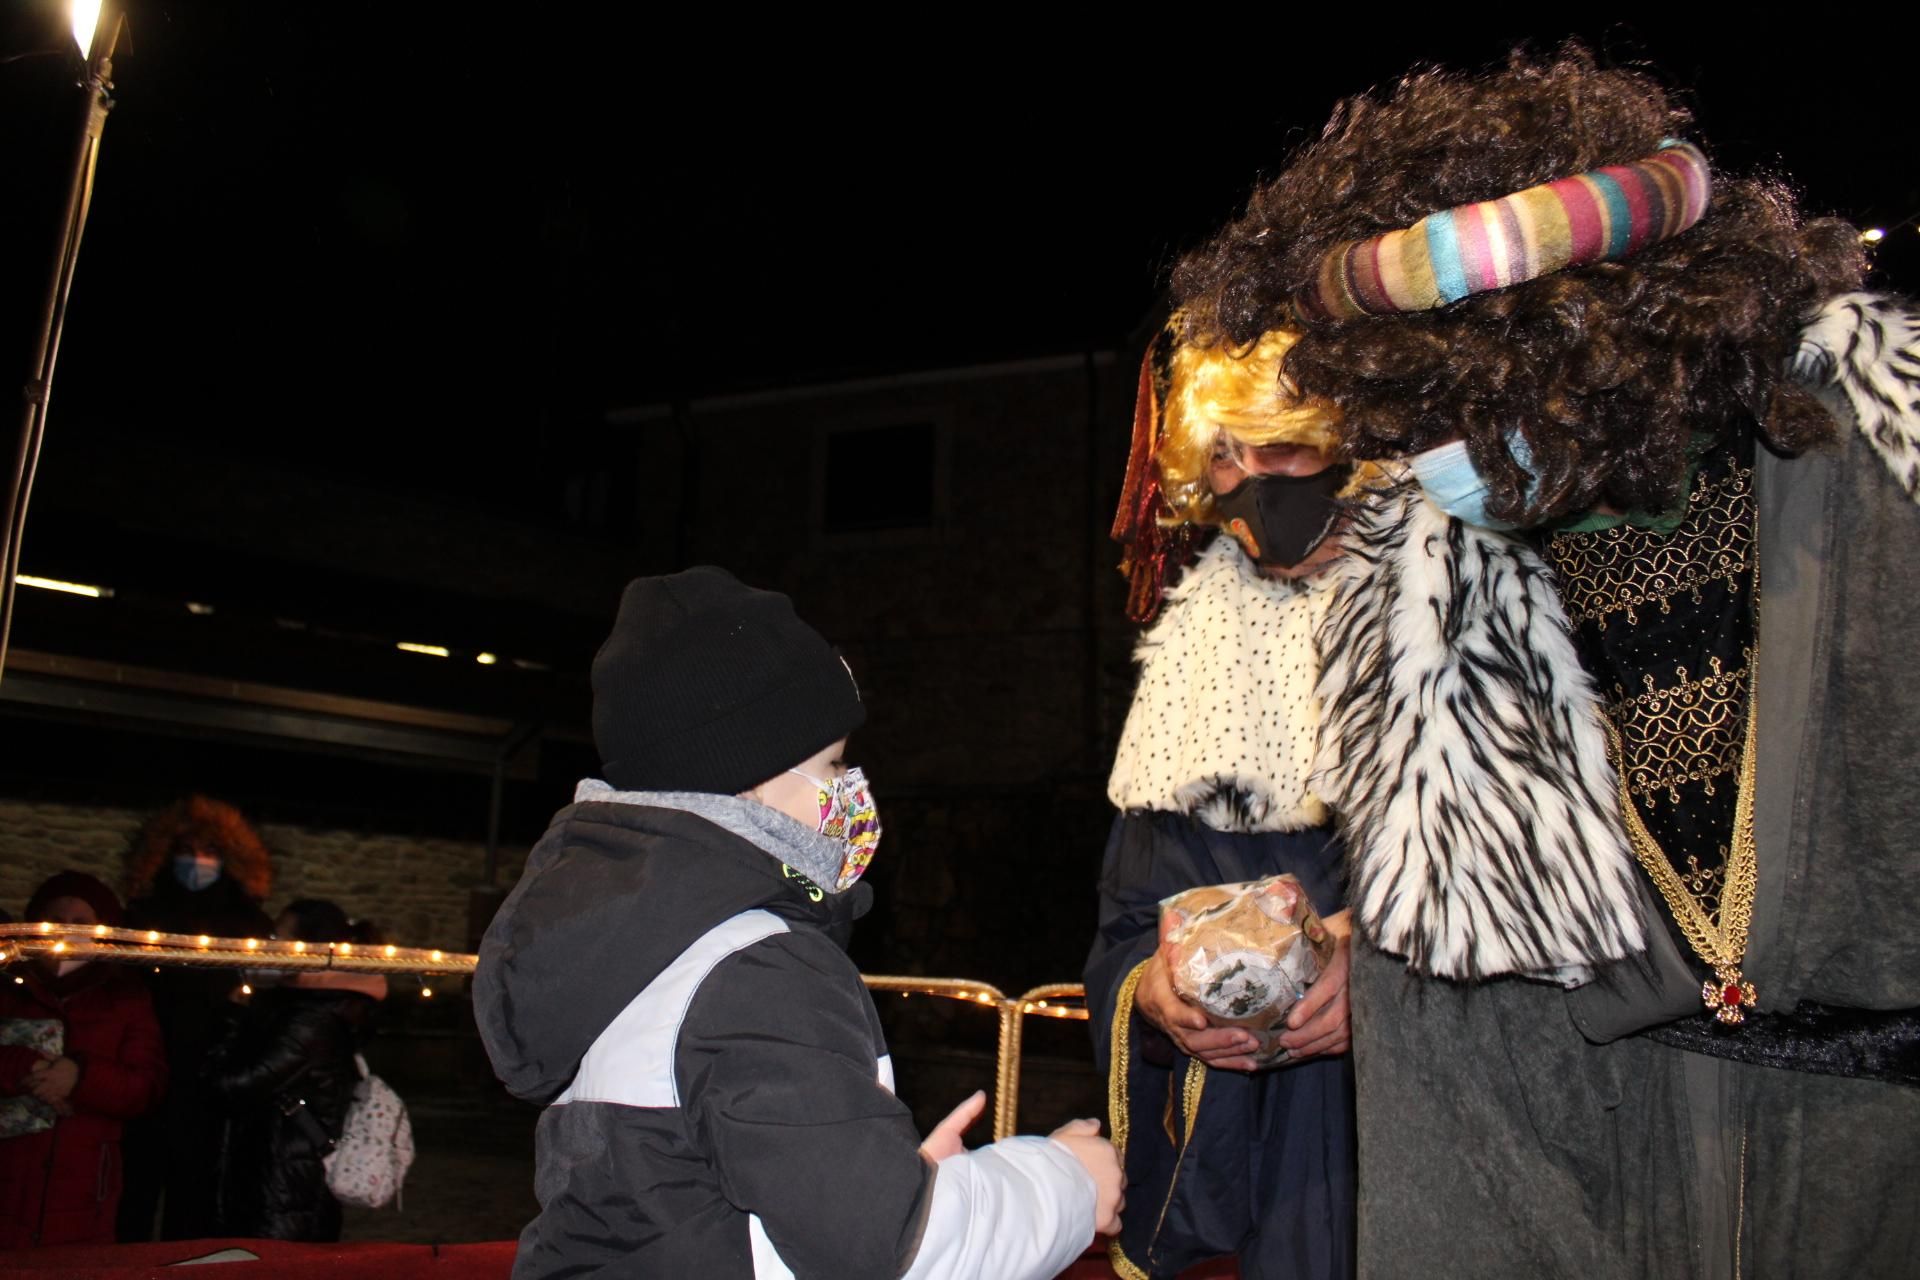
[1169, 46, 1920, 1280]
[475, 567, 1122, 1280]
[117, 797, 275, 1242]
[1088, 322, 1358, 1280]
[0, 872, 167, 1249]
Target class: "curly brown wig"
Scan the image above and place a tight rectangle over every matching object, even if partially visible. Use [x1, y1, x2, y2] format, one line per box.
[125, 794, 273, 901]
[1171, 44, 1865, 523]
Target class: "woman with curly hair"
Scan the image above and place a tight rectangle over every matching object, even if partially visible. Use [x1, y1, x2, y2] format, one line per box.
[117, 796, 275, 1242]
[1167, 44, 1919, 1279]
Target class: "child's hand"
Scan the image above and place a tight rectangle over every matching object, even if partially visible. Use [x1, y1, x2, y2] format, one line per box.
[1048, 1118, 1123, 1237]
[26, 1056, 79, 1106]
[919, 1089, 986, 1163]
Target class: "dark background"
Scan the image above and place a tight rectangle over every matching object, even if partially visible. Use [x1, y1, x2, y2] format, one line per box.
[2, 4, 1916, 971]
[6, 9, 1916, 510]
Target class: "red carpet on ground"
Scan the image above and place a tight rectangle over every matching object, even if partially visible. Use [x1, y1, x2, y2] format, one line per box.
[0, 1240, 1238, 1278]
[0, 1241, 516, 1280]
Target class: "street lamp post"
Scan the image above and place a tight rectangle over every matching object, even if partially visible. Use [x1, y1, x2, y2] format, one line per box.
[0, 2, 126, 681]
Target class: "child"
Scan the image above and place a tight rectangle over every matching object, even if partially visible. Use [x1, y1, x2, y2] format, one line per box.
[476, 567, 1121, 1279]
[0, 872, 167, 1249]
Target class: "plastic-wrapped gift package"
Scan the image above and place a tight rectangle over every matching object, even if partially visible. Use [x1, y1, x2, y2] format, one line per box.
[1159, 874, 1333, 1066]
[0, 1017, 63, 1138]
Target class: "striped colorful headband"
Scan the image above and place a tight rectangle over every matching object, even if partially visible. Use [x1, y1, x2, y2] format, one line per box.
[1294, 139, 1711, 323]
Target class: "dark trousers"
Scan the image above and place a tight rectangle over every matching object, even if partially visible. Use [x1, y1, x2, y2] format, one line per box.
[115, 1085, 224, 1242]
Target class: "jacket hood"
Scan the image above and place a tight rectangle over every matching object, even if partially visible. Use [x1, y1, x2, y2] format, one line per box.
[473, 797, 870, 1104]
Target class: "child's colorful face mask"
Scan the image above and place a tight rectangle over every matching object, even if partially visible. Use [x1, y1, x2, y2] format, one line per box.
[787, 765, 882, 890]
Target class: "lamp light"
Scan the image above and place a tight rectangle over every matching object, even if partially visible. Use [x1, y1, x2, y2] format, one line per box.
[71, 0, 103, 58]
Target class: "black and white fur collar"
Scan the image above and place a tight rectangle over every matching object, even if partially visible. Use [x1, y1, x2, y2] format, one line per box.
[1297, 290, 1919, 983]
[1311, 481, 1647, 983]
[1792, 291, 1920, 500]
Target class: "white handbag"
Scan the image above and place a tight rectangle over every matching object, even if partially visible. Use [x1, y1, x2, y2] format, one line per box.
[321, 1054, 415, 1209]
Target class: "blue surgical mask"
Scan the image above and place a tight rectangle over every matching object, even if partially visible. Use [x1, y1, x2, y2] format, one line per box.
[1408, 434, 1541, 530]
[172, 854, 221, 893]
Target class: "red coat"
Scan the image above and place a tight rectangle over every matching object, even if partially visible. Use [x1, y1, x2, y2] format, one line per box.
[0, 963, 167, 1248]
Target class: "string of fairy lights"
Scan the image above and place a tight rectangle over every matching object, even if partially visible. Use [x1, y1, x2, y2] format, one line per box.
[0, 922, 470, 999]
[0, 925, 1085, 1137]
[0, 924, 1088, 1020]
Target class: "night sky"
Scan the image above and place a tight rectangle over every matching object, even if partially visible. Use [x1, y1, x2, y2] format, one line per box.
[4, 6, 1917, 522]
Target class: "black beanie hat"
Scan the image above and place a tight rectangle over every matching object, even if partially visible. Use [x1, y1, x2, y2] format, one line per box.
[591, 567, 865, 795]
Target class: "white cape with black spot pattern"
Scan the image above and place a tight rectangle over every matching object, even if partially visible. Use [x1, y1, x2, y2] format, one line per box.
[1108, 535, 1330, 834]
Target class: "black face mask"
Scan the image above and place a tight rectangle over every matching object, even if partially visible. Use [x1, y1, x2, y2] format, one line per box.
[1213, 465, 1352, 569]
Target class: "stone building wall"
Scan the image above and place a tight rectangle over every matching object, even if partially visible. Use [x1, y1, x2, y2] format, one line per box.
[0, 797, 524, 952]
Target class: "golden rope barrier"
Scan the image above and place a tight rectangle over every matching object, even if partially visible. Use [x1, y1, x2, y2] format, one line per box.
[0, 923, 470, 974]
[991, 985, 1093, 1139]
[995, 998, 1025, 1140]
[0, 926, 1089, 1138]
[859, 974, 1006, 1005]
[859, 976, 1091, 1137]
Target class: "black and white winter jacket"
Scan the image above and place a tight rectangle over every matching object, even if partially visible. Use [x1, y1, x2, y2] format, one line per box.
[475, 784, 1097, 1280]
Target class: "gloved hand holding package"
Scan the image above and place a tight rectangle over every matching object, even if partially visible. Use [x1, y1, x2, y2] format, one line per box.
[1159, 874, 1333, 1067]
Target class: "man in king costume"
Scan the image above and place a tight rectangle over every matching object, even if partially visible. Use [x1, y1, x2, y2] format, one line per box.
[1088, 327, 1361, 1279]
[1161, 46, 1920, 1278]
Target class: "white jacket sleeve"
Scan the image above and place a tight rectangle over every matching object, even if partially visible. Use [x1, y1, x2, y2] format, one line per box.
[900, 1136, 1097, 1280]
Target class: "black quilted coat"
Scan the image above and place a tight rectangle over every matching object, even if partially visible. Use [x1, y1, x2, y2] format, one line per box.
[205, 986, 376, 1241]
